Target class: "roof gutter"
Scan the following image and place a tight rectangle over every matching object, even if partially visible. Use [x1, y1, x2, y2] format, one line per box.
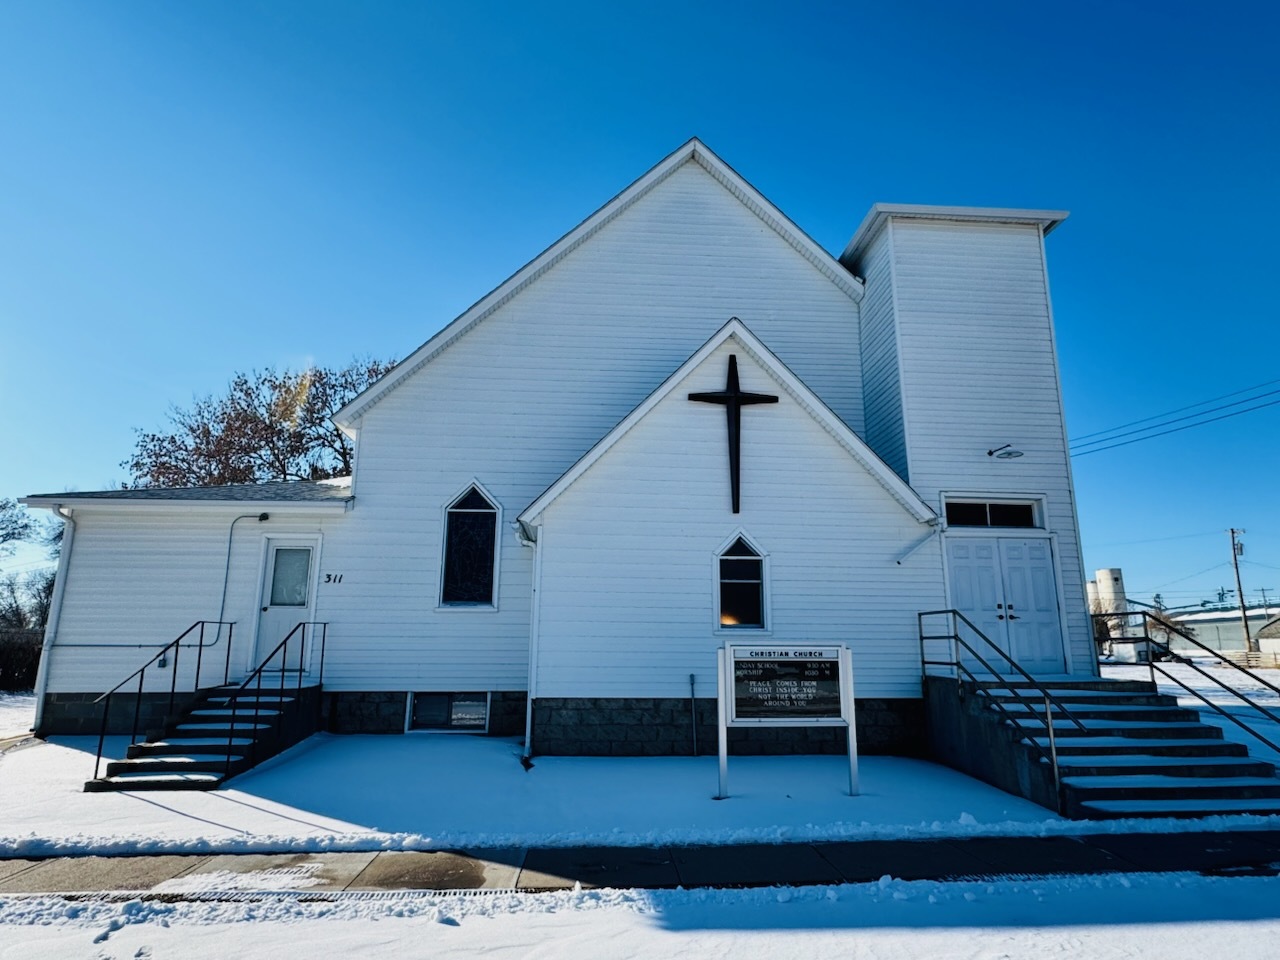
[31, 505, 75, 736]
[19, 497, 351, 512]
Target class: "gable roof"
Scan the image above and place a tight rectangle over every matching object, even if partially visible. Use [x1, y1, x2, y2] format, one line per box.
[334, 139, 865, 430]
[518, 319, 937, 527]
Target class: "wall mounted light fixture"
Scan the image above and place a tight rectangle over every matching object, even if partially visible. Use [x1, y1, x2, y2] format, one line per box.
[987, 444, 1024, 459]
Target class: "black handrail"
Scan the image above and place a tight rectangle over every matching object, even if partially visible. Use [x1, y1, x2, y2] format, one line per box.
[1095, 611, 1280, 756]
[919, 609, 1088, 732]
[90, 621, 235, 782]
[223, 622, 328, 780]
[1095, 611, 1280, 697]
[919, 609, 1091, 814]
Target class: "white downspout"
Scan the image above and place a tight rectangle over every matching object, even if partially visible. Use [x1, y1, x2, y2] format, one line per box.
[895, 519, 942, 566]
[31, 505, 76, 736]
[519, 523, 544, 761]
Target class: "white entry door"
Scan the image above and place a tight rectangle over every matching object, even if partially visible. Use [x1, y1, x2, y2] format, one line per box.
[946, 537, 1065, 674]
[255, 542, 315, 671]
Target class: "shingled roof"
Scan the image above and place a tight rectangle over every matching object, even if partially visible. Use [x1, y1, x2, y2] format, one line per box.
[22, 478, 353, 507]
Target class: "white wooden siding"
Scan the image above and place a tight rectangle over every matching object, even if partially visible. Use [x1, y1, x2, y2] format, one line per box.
[885, 219, 1091, 673]
[533, 339, 943, 700]
[45, 507, 346, 693]
[329, 159, 866, 692]
[857, 222, 908, 479]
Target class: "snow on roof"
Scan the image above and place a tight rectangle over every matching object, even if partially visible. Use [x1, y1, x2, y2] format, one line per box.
[1172, 606, 1280, 624]
[21, 477, 353, 509]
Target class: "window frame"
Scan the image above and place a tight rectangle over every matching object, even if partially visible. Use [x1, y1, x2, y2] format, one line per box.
[712, 531, 770, 634]
[942, 496, 1044, 530]
[437, 481, 502, 611]
[404, 691, 492, 733]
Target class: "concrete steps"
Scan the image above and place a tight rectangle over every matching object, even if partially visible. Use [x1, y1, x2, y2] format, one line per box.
[1078, 797, 1280, 819]
[85, 683, 321, 792]
[83, 772, 223, 793]
[1029, 736, 1249, 757]
[1051, 754, 1275, 779]
[977, 680, 1280, 819]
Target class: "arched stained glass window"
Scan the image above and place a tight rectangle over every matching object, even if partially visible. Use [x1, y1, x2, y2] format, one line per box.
[442, 486, 498, 605]
[719, 536, 763, 628]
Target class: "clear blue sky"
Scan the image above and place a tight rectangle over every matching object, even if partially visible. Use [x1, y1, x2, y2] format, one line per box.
[2, 1, 1278, 609]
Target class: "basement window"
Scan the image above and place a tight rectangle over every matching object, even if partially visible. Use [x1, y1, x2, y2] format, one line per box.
[945, 500, 1038, 528]
[409, 692, 489, 731]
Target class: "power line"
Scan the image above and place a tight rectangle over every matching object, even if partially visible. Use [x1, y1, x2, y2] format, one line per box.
[1070, 375, 1280, 444]
[1070, 396, 1280, 457]
[1070, 388, 1280, 452]
[1087, 529, 1222, 548]
[1145, 561, 1232, 591]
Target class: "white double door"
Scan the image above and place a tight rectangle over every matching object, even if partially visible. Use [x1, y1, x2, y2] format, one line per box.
[946, 537, 1065, 674]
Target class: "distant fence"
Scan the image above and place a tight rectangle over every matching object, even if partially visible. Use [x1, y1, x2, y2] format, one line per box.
[0, 629, 42, 692]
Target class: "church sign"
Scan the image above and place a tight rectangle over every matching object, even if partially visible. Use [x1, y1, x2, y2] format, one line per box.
[731, 647, 843, 721]
[715, 642, 858, 798]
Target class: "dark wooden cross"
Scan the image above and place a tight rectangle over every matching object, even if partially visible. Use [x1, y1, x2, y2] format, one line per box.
[689, 354, 778, 513]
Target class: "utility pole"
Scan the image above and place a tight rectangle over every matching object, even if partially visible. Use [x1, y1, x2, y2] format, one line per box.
[1229, 528, 1257, 654]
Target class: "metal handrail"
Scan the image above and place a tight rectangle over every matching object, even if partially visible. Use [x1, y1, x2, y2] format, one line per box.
[1096, 611, 1280, 756]
[1095, 611, 1280, 697]
[952, 655, 1066, 809]
[90, 620, 235, 781]
[224, 622, 328, 779]
[919, 609, 1090, 814]
[919, 609, 1089, 732]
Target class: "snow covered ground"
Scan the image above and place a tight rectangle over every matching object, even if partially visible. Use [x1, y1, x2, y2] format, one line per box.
[4, 731, 1279, 861]
[4, 872, 1280, 959]
[0, 693, 34, 740]
[0, 734, 1077, 858]
[5, 678, 1280, 956]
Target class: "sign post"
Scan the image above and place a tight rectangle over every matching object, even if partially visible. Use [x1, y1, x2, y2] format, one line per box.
[716, 643, 858, 798]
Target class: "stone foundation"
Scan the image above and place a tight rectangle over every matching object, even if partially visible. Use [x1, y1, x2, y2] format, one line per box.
[37, 692, 189, 737]
[488, 691, 528, 737]
[530, 697, 926, 757]
[325, 692, 408, 733]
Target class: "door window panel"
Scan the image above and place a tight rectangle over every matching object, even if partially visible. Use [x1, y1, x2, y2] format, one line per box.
[269, 549, 311, 606]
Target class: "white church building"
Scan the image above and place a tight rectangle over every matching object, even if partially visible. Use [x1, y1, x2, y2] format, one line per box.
[24, 139, 1092, 761]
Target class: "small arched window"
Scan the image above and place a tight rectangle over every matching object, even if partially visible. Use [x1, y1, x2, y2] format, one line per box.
[441, 486, 498, 605]
[719, 536, 764, 628]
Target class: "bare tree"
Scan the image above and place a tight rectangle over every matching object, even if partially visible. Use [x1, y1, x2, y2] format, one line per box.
[0, 569, 54, 629]
[1145, 607, 1192, 650]
[0, 499, 33, 556]
[123, 358, 396, 488]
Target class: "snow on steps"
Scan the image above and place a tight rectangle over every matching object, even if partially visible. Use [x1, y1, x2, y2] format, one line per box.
[1026, 736, 1248, 757]
[1079, 797, 1280, 817]
[83, 771, 223, 793]
[1049, 753, 1274, 779]
[975, 680, 1280, 819]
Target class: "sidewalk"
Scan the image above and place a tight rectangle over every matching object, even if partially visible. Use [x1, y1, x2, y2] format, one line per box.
[2, 831, 1279, 896]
